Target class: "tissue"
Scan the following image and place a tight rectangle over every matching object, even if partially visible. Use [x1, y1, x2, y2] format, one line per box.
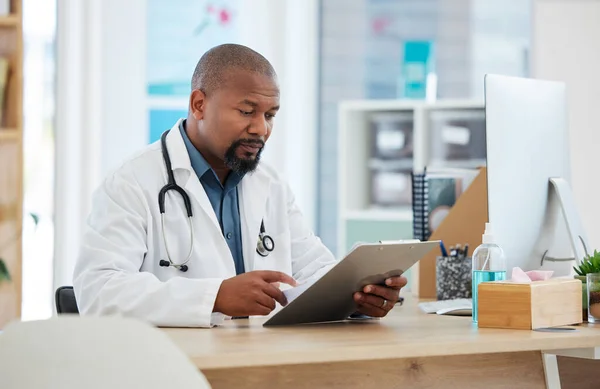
[511, 267, 554, 283]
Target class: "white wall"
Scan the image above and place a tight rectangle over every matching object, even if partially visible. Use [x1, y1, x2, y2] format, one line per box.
[531, 0, 600, 251]
[54, 0, 319, 290]
[470, 0, 530, 98]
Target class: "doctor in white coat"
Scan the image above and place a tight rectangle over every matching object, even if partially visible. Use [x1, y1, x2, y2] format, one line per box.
[73, 44, 407, 328]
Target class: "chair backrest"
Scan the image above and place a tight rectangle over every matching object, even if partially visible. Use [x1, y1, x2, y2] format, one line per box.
[0, 316, 212, 389]
[55, 286, 79, 314]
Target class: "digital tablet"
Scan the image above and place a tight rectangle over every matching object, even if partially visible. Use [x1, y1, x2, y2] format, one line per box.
[263, 240, 440, 326]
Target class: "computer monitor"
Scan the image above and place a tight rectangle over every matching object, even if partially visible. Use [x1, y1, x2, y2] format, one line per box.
[484, 74, 589, 276]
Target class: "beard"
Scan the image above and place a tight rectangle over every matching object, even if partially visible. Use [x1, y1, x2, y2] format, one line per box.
[224, 139, 265, 174]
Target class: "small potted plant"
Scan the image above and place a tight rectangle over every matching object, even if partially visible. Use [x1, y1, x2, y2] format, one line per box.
[0, 257, 10, 283]
[588, 272, 600, 323]
[573, 249, 600, 322]
[0, 213, 39, 286]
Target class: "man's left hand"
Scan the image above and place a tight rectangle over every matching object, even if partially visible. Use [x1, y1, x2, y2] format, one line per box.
[353, 275, 407, 318]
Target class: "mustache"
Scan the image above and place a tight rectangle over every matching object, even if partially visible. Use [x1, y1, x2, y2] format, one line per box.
[234, 139, 265, 148]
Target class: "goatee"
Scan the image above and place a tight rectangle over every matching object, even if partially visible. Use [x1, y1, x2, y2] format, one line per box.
[224, 139, 264, 174]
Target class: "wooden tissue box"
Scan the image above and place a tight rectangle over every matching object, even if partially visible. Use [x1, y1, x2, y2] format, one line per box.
[477, 278, 583, 330]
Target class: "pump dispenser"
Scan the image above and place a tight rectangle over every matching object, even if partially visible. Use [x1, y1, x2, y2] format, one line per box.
[472, 222, 507, 323]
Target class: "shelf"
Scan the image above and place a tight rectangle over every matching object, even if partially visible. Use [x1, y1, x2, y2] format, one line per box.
[428, 158, 487, 169]
[368, 158, 413, 171]
[0, 128, 19, 141]
[338, 97, 486, 255]
[0, 14, 20, 27]
[339, 99, 484, 112]
[343, 208, 413, 222]
[0, 0, 23, 329]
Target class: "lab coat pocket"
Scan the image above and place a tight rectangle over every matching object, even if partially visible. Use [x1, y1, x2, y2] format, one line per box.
[253, 230, 292, 275]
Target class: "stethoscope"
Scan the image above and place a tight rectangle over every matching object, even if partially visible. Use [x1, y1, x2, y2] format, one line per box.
[157, 130, 275, 272]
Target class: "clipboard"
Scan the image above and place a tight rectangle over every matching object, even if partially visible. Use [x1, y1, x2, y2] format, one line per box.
[263, 240, 440, 326]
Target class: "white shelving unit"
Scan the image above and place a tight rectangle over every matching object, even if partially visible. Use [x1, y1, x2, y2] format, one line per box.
[337, 99, 485, 258]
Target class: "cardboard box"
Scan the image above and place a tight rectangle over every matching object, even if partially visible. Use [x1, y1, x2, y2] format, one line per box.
[477, 278, 583, 330]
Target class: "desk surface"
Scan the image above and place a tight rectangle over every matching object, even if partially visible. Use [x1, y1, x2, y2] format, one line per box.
[162, 298, 600, 370]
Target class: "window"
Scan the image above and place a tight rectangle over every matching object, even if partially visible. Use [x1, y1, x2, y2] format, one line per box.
[21, 0, 56, 320]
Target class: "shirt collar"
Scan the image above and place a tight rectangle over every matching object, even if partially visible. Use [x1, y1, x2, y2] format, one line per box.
[178, 120, 245, 189]
[179, 120, 212, 179]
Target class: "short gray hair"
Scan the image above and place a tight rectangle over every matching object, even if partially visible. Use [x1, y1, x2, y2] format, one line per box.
[191, 43, 277, 94]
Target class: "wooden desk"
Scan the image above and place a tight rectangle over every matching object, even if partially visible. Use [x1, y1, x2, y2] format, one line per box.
[162, 299, 600, 389]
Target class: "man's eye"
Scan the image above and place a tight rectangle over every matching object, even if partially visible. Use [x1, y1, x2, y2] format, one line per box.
[239, 110, 253, 116]
[266, 113, 276, 119]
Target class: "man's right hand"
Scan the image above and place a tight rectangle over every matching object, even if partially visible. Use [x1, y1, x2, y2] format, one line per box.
[213, 271, 297, 317]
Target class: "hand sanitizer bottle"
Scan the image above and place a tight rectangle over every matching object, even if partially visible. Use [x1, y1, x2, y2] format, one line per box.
[472, 222, 507, 323]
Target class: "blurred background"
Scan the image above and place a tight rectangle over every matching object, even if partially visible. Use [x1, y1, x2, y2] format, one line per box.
[10, 0, 599, 321]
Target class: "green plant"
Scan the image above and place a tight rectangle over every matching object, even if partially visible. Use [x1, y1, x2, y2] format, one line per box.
[0, 258, 10, 282]
[0, 212, 40, 284]
[574, 249, 600, 276]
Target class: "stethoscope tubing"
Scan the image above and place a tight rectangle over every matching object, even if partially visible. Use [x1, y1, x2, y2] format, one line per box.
[158, 128, 274, 271]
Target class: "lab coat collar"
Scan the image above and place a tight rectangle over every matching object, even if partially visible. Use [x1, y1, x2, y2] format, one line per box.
[164, 119, 223, 235]
[165, 118, 194, 172]
[164, 119, 272, 271]
[177, 119, 212, 180]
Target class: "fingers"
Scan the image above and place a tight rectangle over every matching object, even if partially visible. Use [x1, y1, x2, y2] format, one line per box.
[354, 290, 397, 318]
[354, 293, 387, 318]
[384, 275, 408, 289]
[362, 284, 400, 303]
[258, 270, 297, 287]
[355, 291, 389, 309]
[252, 304, 273, 316]
[262, 282, 288, 306]
[355, 304, 387, 318]
[251, 281, 288, 316]
[253, 289, 277, 312]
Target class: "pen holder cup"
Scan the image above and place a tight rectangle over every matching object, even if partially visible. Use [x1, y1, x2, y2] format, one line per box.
[436, 256, 472, 300]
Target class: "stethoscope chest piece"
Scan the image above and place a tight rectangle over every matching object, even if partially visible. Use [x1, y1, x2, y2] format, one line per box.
[256, 220, 275, 257]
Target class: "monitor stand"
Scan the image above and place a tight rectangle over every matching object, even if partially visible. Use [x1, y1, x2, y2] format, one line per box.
[539, 177, 590, 268]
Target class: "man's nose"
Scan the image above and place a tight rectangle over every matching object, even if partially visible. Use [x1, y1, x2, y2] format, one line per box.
[248, 116, 269, 136]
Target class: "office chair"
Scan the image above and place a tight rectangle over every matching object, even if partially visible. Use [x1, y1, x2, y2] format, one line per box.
[55, 286, 80, 314]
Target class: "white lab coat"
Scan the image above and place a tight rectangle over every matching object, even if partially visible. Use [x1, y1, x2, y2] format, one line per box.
[73, 119, 337, 328]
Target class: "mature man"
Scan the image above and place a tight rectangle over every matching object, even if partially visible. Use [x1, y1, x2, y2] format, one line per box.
[73, 44, 407, 327]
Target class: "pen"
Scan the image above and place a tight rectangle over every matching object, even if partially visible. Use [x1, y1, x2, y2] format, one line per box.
[450, 245, 457, 258]
[440, 241, 448, 257]
[463, 244, 469, 257]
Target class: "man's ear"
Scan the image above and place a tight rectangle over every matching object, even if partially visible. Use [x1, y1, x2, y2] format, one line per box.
[190, 89, 206, 121]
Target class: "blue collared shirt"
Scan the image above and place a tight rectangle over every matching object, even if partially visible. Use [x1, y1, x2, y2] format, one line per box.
[179, 121, 246, 275]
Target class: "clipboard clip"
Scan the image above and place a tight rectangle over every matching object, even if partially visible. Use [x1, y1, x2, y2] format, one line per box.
[378, 239, 420, 244]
